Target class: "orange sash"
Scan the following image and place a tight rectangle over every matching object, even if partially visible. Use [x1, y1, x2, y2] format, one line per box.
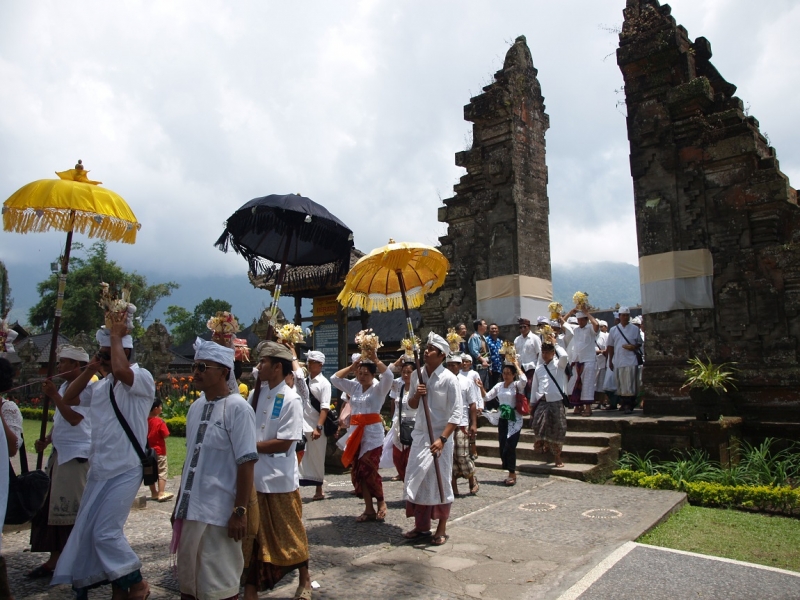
[341, 413, 382, 468]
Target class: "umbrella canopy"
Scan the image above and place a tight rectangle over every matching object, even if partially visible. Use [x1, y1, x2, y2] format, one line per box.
[3, 161, 141, 243]
[337, 240, 449, 312]
[215, 193, 353, 277]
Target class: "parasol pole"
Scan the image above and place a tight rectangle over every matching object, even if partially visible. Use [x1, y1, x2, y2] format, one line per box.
[266, 229, 294, 340]
[395, 269, 445, 504]
[37, 227, 74, 469]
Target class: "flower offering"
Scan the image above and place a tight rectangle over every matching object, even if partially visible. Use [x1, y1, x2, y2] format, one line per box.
[548, 301, 563, 320]
[355, 329, 383, 356]
[277, 323, 304, 345]
[573, 291, 589, 310]
[446, 327, 464, 352]
[207, 311, 240, 346]
[400, 335, 421, 359]
[98, 282, 136, 329]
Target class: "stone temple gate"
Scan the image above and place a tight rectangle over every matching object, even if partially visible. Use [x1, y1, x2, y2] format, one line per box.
[618, 0, 800, 426]
[420, 35, 552, 340]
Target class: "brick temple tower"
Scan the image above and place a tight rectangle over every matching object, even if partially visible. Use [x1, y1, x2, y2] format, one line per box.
[617, 0, 800, 422]
[420, 35, 552, 338]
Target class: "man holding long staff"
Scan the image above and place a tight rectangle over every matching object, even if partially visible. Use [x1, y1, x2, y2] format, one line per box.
[403, 332, 462, 546]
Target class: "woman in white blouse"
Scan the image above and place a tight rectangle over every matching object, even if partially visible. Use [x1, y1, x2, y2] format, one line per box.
[330, 348, 394, 522]
[483, 357, 527, 486]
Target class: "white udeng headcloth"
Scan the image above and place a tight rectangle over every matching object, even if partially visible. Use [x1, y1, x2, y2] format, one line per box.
[306, 350, 326, 365]
[193, 337, 235, 371]
[58, 345, 90, 363]
[427, 331, 449, 355]
[96, 327, 133, 349]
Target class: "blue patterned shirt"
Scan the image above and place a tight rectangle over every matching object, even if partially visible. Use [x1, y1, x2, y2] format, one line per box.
[486, 335, 503, 373]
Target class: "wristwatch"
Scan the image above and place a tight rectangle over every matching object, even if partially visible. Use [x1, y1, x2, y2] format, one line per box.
[233, 506, 247, 517]
[316, 424, 323, 432]
[439, 435, 448, 445]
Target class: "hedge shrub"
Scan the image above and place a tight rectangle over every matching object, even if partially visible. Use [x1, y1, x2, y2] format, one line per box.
[164, 416, 186, 437]
[613, 469, 800, 516]
[20, 407, 55, 422]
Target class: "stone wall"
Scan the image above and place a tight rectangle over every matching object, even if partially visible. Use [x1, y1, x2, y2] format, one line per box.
[617, 0, 800, 421]
[420, 36, 552, 340]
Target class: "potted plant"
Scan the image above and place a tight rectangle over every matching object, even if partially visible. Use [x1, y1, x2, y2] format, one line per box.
[681, 356, 737, 421]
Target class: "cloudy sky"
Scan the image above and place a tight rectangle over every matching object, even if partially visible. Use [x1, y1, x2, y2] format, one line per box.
[2, 0, 799, 324]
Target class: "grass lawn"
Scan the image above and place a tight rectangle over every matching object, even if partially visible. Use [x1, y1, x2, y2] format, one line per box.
[638, 504, 800, 573]
[22, 418, 187, 478]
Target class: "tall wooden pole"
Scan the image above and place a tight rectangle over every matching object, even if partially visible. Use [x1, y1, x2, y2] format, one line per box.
[37, 228, 73, 469]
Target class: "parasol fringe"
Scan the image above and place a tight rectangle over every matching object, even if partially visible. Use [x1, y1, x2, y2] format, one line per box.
[3, 207, 139, 244]
[337, 282, 437, 313]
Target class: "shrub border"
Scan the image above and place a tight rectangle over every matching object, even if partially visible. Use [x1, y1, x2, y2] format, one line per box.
[613, 469, 800, 516]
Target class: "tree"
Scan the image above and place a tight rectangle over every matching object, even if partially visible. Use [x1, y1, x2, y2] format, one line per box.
[0, 261, 12, 318]
[28, 242, 179, 337]
[165, 297, 233, 345]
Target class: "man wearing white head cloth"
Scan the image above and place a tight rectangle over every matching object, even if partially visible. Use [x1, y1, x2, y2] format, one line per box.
[28, 346, 93, 579]
[562, 307, 600, 416]
[291, 349, 331, 501]
[52, 316, 154, 600]
[173, 338, 257, 600]
[403, 331, 462, 546]
[606, 307, 643, 414]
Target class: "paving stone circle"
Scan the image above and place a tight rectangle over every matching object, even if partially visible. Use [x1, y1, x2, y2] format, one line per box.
[518, 502, 557, 512]
[582, 508, 623, 519]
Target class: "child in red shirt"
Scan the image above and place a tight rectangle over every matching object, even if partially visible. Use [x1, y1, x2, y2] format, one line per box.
[147, 398, 173, 502]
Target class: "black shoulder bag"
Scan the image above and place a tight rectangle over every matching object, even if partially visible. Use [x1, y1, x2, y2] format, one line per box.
[109, 384, 159, 486]
[306, 378, 339, 437]
[615, 325, 644, 366]
[6, 432, 50, 525]
[397, 384, 415, 446]
[543, 362, 571, 408]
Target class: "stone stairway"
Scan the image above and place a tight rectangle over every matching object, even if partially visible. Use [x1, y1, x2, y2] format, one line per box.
[473, 414, 621, 481]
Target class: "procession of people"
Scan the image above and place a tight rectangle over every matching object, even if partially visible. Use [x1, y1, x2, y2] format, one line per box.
[0, 290, 643, 600]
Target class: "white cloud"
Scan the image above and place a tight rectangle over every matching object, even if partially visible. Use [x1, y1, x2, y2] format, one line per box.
[1, 0, 797, 305]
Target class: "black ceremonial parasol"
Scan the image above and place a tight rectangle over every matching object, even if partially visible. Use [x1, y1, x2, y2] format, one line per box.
[215, 193, 354, 335]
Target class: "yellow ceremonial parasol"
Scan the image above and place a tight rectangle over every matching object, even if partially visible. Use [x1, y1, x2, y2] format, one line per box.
[337, 239, 450, 501]
[3, 160, 141, 468]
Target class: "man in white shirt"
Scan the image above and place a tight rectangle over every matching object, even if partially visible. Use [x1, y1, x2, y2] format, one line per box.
[53, 317, 154, 600]
[403, 332, 462, 546]
[606, 307, 643, 414]
[514, 318, 542, 400]
[594, 321, 609, 409]
[293, 350, 331, 501]
[530, 343, 570, 468]
[29, 345, 93, 579]
[446, 354, 478, 496]
[244, 342, 311, 600]
[563, 308, 600, 416]
[173, 338, 257, 600]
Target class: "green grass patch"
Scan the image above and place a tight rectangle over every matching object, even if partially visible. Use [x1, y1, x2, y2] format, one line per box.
[22, 419, 186, 479]
[638, 504, 800, 572]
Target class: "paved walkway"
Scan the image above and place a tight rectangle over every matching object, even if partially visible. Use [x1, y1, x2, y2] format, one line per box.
[5, 467, 684, 599]
[5, 466, 795, 599]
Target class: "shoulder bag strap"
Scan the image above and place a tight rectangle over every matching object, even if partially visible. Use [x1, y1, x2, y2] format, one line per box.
[543, 362, 566, 398]
[615, 325, 642, 355]
[109, 383, 146, 461]
[306, 377, 322, 413]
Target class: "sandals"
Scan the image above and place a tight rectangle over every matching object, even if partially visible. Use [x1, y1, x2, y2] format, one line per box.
[356, 511, 377, 522]
[376, 507, 387, 522]
[294, 585, 313, 600]
[311, 494, 325, 501]
[26, 564, 54, 579]
[469, 478, 480, 495]
[157, 492, 174, 502]
[431, 534, 450, 546]
[403, 529, 432, 540]
[504, 477, 517, 487]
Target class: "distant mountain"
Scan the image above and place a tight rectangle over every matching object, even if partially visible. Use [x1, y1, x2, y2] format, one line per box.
[552, 262, 640, 310]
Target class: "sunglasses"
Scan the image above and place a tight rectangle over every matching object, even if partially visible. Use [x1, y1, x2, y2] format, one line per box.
[192, 362, 227, 373]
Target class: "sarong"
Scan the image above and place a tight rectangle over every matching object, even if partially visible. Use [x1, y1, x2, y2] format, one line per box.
[568, 362, 597, 405]
[178, 520, 242, 600]
[451, 428, 475, 479]
[351, 446, 383, 501]
[30, 451, 89, 553]
[615, 365, 638, 397]
[298, 431, 326, 487]
[405, 501, 451, 532]
[532, 401, 567, 446]
[243, 490, 309, 591]
[393, 445, 411, 480]
[51, 467, 142, 589]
